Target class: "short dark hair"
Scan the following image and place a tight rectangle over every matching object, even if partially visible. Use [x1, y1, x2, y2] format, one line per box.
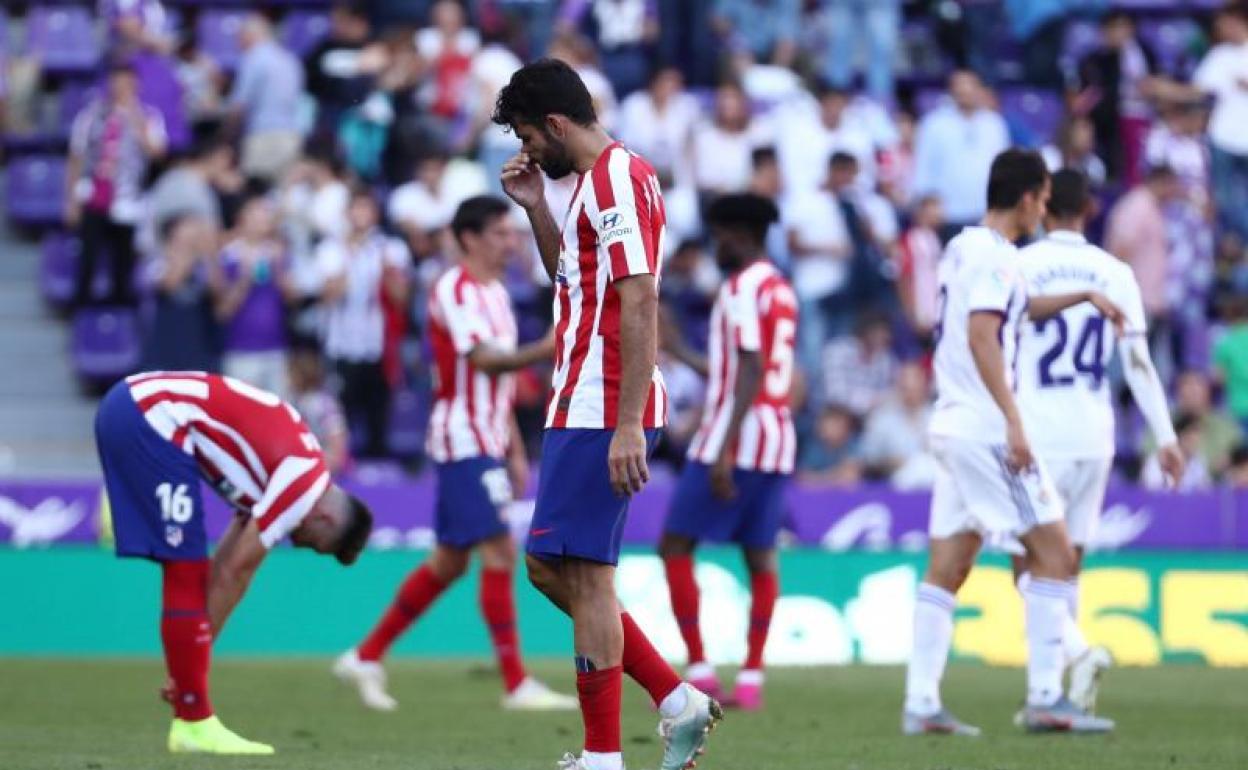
[829, 151, 859, 170]
[986, 148, 1049, 210]
[1174, 411, 1201, 436]
[751, 146, 778, 168]
[705, 193, 779, 243]
[492, 58, 596, 130]
[1046, 168, 1090, 219]
[334, 494, 373, 566]
[451, 195, 511, 243]
[1101, 9, 1133, 27]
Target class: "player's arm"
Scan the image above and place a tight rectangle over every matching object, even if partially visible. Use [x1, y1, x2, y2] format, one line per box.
[710, 348, 763, 500]
[207, 517, 267, 637]
[610, 274, 659, 496]
[505, 414, 530, 499]
[1028, 290, 1126, 333]
[1119, 333, 1184, 486]
[659, 305, 709, 378]
[501, 153, 560, 281]
[967, 310, 1033, 473]
[469, 331, 555, 375]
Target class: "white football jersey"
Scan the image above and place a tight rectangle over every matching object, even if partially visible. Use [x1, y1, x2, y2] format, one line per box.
[929, 226, 1029, 442]
[1016, 230, 1148, 459]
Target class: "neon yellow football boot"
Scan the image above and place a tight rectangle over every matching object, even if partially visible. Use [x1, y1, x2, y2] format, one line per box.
[167, 715, 275, 755]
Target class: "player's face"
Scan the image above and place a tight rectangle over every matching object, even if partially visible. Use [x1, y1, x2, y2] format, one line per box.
[289, 511, 337, 555]
[710, 224, 751, 272]
[515, 120, 575, 179]
[475, 216, 511, 274]
[1020, 180, 1051, 236]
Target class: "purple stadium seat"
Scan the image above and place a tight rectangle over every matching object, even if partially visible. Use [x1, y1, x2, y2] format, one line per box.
[5, 156, 67, 226]
[197, 9, 248, 70]
[281, 11, 330, 57]
[71, 308, 142, 381]
[999, 87, 1064, 146]
[387, 387, 429, 458]
[40, 232, 81, 305]
[25, 5, 101, 73]
[1138, 18, 1202, 77]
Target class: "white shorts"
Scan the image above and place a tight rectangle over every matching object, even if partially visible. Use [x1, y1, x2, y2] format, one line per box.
[1045, 456, 1113, 547]
[929, 435, 1065, 541]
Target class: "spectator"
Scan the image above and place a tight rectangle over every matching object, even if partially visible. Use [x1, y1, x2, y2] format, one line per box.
[912, 70, 1010, 234]
[877, 108, 916, 207]
[1170, 369, 1243, 475]
[547, 31, 618, 130]
[491, 0, 560, 61]
[820, 0, 901, 104]
[1041, 115, 1107, 188]
[280, 145, 351, 270]
[1226, 443, 1248, 488]
[1073, 10, 1160, 185]
[558, 0, 660, 97]
[468, 28, 524, 195]
[101, 0, 189, 151]
[711, 0, 800, 68]
[659, 240, 719, 353]
[288, 345, 351, 475]
[1003, 0, 1080, 90]
[1193, 4, 1248, 242]
[229, 13, 305, 183]
[143, 139, 233, 255]
[305, 1, 385, 137]
[785, 152, 852, 361]
[748, 146, 791, 275]
[860, 360, 935, 488]
[690, 79, 763, 203]
[1105, 165, 1183, 370]
[388, 148, 489, 262]
[1213, 302, 1248, 434]
[65, 62, 167, 307]
[316, 187, 410, 458]
[416, 0, 480, 126]
[141, 213, 221, 372]
[211, 194, 296, 397]
[1142, 412, 1212, 491]
[895, 194, 944, 342]
[174, 36, 225, 138]
[777, 82, 876, 198]
[819, 311, 897, 417]
[617, 65, 700, 189]
[797, 403, 863, 486]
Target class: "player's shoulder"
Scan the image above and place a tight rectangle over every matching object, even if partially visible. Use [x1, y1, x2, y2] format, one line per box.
[948, 226, 1016, 267]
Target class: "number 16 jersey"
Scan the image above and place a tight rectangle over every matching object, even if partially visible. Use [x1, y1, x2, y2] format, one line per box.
[687, 260, 798, 473]
[1016, 230, 1148, 459]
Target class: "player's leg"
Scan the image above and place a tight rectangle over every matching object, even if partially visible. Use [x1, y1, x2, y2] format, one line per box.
[729, 546, 778, 711]
[565, 557, 627, 770]
[479, 533, 576, 709]
[659, 531, 714, 694]
[1059, 458, 1114, 712]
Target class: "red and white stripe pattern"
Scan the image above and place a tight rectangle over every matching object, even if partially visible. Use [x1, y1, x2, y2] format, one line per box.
[546, 142, 668, 429]
[688, 261, 799, 474]
[426, 265, 518, 462]
[125, 371, 331, 548]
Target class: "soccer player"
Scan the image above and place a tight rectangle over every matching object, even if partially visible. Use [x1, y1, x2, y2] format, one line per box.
[94, 371, 373, 754]
[658, 193, 798, 710]
[1013, 168, 1184, 713]
[333, 195, 575, 712]
[494, 59, 720, 770]
[901, 149, 1121, 736]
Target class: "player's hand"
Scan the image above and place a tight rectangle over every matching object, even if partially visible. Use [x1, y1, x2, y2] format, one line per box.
[608, 424, 650, 497]
[1157, 442, 1186, 489]
[1005, 418, 1035, 474]
[710, 452, 737, 502]
[500, 152, 545, 210]
[1088, 292, 1126, 336]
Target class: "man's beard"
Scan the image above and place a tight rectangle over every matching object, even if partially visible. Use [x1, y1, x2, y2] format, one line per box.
[540, 147, 575, 180]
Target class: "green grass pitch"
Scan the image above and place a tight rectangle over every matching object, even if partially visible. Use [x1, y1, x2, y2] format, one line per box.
[2, 659, 1245, 769]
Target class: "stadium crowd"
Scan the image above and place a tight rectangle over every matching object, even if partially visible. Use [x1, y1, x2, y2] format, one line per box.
[4, 0, 1248, 488]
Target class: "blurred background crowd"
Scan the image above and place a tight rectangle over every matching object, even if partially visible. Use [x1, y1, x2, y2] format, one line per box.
[3, 0, 1248, 490]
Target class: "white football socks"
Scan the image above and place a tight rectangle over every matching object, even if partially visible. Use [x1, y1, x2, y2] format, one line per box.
[1062, 577, 1090, 663]
[1023, 576, 1070, 707]
[582, 750, 623, 770]
[904, 582, 956, 715]
[658, 683, 689, 719]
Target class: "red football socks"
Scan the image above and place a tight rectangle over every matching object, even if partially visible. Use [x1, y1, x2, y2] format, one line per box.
[621, 612, 682, 706]
[576, 665, 623, 754]
[161, 560, 213, 721]
[358, 564, 448, 662]
[744, 571, 779, 671]
[479, 567, 527, 692]
[663, 555, 705, 664]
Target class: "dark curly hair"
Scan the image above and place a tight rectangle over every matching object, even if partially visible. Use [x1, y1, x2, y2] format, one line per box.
[492, 58, 596, 131]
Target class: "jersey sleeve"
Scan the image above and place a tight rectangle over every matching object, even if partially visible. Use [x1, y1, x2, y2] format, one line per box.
[594, 156, 658, 281]
[435, 275, 493, 356]
[966, 252, 1019, 315]
[1109, 264, 1149, 337]
[251, 454, 332, 549]
[726, 282, 764, 352]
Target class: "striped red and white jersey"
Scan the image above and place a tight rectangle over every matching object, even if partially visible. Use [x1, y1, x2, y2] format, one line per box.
[426, 265, 518, 462]
[125, 372, 331, 549]
[688, 260, 799, 473]
[547, 142, 668, 429]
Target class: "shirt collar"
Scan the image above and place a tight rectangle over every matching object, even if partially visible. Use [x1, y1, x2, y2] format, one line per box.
[1047, 229, 1087, 245]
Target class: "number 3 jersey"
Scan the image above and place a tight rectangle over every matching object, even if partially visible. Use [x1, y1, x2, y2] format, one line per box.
[125, 371, 331, 548]
[1016, 230, 1148, 460]
[687, 260, 799, 473]
[929, 226, 1029, 443]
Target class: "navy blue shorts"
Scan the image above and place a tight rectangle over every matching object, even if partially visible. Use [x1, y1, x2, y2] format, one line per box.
[95, 380, 208, 562]
[527, 428, 661, 565]
[434, 456, 511, 548]
[664, 462, 788, 548]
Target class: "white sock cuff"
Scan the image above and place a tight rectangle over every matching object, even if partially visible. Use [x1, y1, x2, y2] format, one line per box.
[736, 669, 764, 686]
[916, 582, 956, 612]
[1024, 576, 1073, 601]
[1016, 571, 1032, 593]
[582, 750, 624, 770]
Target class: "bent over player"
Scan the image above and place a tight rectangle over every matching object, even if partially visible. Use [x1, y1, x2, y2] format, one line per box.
[659, 193, 798, 710]
[1013, 168, 1184, 714]
[901, 150, 1121, 736]
[495, 59, 720, 770]
[94, 371, 373, 754]
[334, 195, 575, 712]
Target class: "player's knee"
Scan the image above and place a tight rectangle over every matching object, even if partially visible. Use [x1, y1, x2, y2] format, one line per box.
[743, 549, 777, 575]
[658, 533, 695, 559]
[924, 559, 972, 593]
[524, 554, 557, 596]
[430, 549, 470, 582]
